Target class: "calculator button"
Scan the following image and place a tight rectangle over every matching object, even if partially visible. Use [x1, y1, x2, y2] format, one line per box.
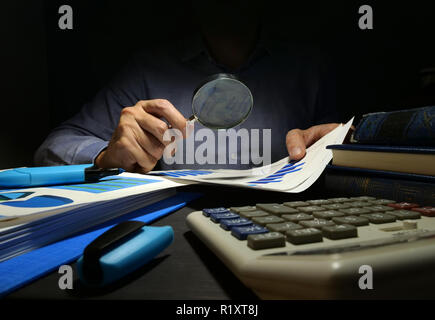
[370, 199, 396, 205]
[328, 197, 353, 203]
[322, 203, 351, 210]
[412, 207, 435, 217]
[350, 196, 376, 201]
[387, 202, 420, 210]
[256, 203, 299, 216]
[322, 224, 358, 240]
[283, 201, 310, 208]
[252, 215, 285, 226]
[229, 206, 257, 213]
[247, 232, 286, 250]
[282, 213, 314, 222]
[220, 218, 253, 231]
[339, 207, 372, 215]
[307, 199, 332, 205]
[299, 219, 335, 229]
[298, 206, 325, 213]
[361, 213, 396, 224]
[348, 201, 372, 208]
[313, 210, 346, 219]
[210, 212, 240, 223]
[286, 228, 323, 245]
[266, 221, 303, 233]
[388, 210, 421, 220]
[231, 225, 269, 240]
[333, 215, 369, 226]
[238, 210, 269, 219]
[203, 207, 229, 217]
[367, 205, 395, 212]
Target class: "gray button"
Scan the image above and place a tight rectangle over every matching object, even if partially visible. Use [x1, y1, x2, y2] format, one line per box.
[230, 206, 257, 213]
[333, 215, 369, 226]
[339, 207, 372, 215]
[322, 203, 351, 210]
[322, 224, 358, 240]
[313, 210, 346, 219]
[350, 196, 376, 201]
[298, 206, 325, 213]
[266, 221, 303, 233]
[361, 213, 396, 224]
[238, 210, 269, 219]
[370, 199, 396, 205]
[299, 219, 335, 229]
[307, 199, 331, 205]
[389, 210, 421, 220]
[348, 201, 372, 208]
[286, 228, 323, 245]
[283, 201, 310, 208]
[247, 232, 286, 250]
[368, 205, 395, 212]
[282, 213, 314, 222]
[328, 197, 353, 203]
[252, 215, 285, 226]
[256, 203, 299, 216]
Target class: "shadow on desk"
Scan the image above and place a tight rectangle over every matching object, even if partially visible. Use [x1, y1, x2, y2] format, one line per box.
[183, 231, 258, 300]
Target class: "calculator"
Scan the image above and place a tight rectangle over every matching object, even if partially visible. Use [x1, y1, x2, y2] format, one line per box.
[186, 197, 435, 299]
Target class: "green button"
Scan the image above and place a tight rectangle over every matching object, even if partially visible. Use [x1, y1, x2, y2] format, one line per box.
[247, 232, 286, 250]
[313, 210, 346, 219]
[328, 197, 353, 203]
[350, 196, 376, 201]
[348, 201, 372, 208]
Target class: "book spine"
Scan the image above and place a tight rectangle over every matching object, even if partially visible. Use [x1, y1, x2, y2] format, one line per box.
[324, 171, 435, 206]
[352, 106, 435, 146]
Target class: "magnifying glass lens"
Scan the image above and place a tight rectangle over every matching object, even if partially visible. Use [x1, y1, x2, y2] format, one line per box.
[191, 74, 253, 129]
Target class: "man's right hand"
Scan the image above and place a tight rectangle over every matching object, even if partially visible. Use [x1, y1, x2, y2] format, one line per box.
[95, 99, 186, 173]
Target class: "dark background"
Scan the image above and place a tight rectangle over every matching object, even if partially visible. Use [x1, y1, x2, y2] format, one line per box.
[2, 0, 435, 169]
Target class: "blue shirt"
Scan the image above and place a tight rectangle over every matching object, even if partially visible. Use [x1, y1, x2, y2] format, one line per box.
[34, 33, 338, 170]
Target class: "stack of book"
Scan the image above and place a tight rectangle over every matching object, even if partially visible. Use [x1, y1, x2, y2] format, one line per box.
[325, 106, 435, 205]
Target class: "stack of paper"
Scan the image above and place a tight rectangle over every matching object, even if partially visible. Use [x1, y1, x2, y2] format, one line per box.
[0, 173, 184, 262]
[150, 119, 354, 193]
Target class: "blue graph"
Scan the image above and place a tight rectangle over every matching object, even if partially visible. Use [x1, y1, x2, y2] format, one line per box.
[248, 161, 304, 186]
[49, 177, 160, 194]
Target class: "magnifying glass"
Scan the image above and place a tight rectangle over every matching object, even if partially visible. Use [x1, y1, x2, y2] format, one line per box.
[188, 73, 253, 129]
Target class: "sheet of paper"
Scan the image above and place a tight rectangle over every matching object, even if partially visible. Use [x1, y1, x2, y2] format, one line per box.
[149, 118, 354, 192]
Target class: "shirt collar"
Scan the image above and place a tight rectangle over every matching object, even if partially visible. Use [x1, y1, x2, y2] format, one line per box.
[179, 27, 274, 64]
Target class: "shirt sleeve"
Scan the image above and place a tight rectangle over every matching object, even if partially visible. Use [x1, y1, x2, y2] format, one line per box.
[34, 56, 148, 166]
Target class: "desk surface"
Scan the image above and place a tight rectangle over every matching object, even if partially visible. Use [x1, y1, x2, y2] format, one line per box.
[7, 184, 326, 300]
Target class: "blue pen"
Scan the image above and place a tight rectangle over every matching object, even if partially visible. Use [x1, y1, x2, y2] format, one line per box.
[0, 164, 124, 188]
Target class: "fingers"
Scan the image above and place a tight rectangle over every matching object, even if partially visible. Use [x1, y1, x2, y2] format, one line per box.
[286, 129, 306, 160]
[138, 99, 187, 135]
[286, 123, 340, 160]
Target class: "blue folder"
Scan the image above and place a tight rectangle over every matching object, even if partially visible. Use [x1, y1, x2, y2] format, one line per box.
[0, 191, 201, 298]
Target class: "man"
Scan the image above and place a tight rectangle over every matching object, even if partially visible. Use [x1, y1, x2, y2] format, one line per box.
[35, 1, 339, 172]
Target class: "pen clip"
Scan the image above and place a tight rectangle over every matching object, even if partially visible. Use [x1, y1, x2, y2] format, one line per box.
[81, 220, 146, 284]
